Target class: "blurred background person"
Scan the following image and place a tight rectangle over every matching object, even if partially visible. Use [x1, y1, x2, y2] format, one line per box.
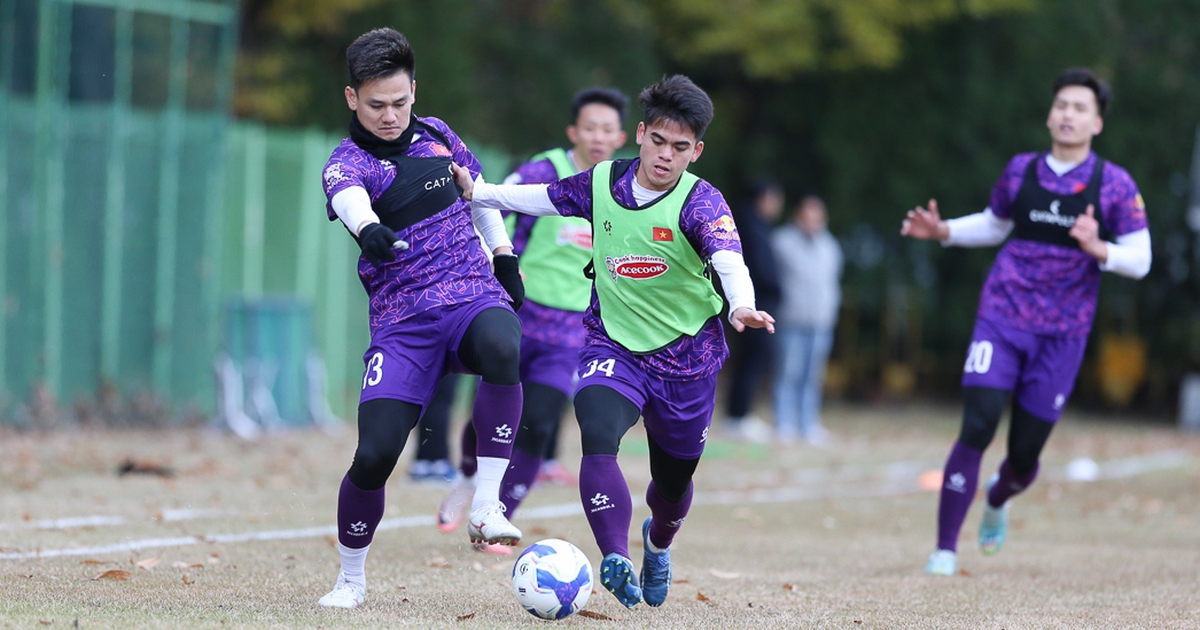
[771, 194, 843, 445]
[722, 180, 784, 442]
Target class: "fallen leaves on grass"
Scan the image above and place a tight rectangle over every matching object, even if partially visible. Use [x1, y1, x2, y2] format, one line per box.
[134, 557, 161, 571]
[697, 592, 712, 603]
[709, 568, 741, 579]
[958, 569, 973, 577]
[95, 569, 131, 581]
[577, 610, 614, 620]
[424, 557, 452, 569]
[456, 613, 476, 621]
[182, 574, 194, 585]
[80, 559, 112, 566]
[675, 578, 690, 584]
[324, 535, 337, 548]
[115, 458, 174, 478]
[783, 583, 796, 591]
[528, 526, 549, 535]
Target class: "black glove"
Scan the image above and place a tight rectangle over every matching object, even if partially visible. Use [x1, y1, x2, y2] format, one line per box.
[493, 253, 524, 311]
[358, 223, 400, 268]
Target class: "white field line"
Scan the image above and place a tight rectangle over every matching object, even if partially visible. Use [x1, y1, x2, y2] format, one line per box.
[1, 451, 1190, 561]
[0, 508, 229, 532]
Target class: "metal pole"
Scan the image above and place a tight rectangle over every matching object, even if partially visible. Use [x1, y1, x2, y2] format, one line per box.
[100, 6, 133, 381]
[35, 0, 69, 402]
[0, 0, 14, 400]
[242, 123, 266, 298]
[151, 15, 189, 402]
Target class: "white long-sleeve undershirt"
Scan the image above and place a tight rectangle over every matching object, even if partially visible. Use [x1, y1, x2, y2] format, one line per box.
[942, 207, 1151, 279]
[330, 183, 511, 253]
[330, 186, 378, 236]
[473, 179, 758, 319]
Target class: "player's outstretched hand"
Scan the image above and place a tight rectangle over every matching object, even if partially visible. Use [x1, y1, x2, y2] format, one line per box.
[1068, 204, 1108, 261]
[358, 222, 407, 268]
[493, 253, 525, 311]
[901, 199, 949, 241]
[731, 307, 775, 334]
[452, 163, 475, 201]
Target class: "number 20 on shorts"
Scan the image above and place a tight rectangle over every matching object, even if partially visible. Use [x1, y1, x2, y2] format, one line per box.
[581, 358, 616, 379]
[963, 340, 993, 374]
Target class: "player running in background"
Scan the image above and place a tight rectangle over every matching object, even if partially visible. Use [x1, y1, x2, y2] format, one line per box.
[455, 75, 775, 608]
[901, 68, 1151, 576]
[437, 88, 630, 548]
[316, 28, 526, 608]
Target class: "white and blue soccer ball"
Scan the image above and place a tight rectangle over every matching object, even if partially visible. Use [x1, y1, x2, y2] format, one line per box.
[511, 538, 593, 620]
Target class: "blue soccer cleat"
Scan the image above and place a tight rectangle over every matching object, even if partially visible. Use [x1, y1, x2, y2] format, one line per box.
[640, 518, 672, 607]
[924, 549, 957, 576]
[599, 553, 642, 608]
[979, 474, 1009, 556]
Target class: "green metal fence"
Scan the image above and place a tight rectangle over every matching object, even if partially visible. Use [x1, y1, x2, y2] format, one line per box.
[2, 0, 239, 424]
[1, 0, 518, 426]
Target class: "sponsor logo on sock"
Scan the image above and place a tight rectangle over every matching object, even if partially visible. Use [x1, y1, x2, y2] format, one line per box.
[1053, 394, 1066, 410]
[700, 427, 709, 443]
[510, 484, 528, 500]
[946, 472, 967, 493]
[348, 521, 368, 536]
[491, 423, 513, 444]
[589, 492, 615, 513]
[668, 517, 686, 528]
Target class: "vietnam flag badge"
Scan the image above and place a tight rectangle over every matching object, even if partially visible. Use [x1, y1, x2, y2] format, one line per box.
[652, 227, 674, 242]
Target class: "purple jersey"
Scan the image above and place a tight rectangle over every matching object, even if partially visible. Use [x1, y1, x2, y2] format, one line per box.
[508, 154, 587, 348]
[979, 152, 1147, 337]
[321, 116, 507, 334]
[547, 159, 743, 378]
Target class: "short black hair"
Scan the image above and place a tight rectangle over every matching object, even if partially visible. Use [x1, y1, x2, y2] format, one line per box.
[571, 87, 629, 124]
[1053, 67, 1111, 117]
[346, 28, 415, 90]
[637, 75, 714, 141]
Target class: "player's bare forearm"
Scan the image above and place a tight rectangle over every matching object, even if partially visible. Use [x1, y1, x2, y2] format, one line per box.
[731, 307, 775, 334]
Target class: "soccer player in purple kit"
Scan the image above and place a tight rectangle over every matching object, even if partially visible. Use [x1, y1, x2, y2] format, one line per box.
[454, 75, 775, 608]
[901, 68, 1151, 576]
[437, 88, 630, 550]
[316, 28, 527, 608]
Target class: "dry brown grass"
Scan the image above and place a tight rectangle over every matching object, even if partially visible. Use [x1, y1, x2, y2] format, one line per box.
[2, 403, 1198, 629]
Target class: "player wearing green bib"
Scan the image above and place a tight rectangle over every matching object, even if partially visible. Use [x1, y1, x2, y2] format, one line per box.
[455, 75, 775, 609]
[436, 89, 629, 552]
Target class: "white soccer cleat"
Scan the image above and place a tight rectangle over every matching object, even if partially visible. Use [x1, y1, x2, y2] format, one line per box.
[467, 501, 521, 546]
[437, 474, 476, 533]
[318, 572, 365, 608]
[979, 474, 1009, 556]
[924, 549, 957, 576]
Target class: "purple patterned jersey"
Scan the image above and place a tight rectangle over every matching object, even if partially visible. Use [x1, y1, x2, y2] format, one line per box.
[980, 151, 1147, 337]
[322, 116, 507, 334]
[508, 155, 587, 348]
[547, 159, 743, 378]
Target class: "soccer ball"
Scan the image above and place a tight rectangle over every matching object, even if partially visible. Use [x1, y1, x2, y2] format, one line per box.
[511, 539, 593, 620]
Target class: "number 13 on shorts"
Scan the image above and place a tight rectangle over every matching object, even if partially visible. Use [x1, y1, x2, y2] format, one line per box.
[580, 358, 616, 379]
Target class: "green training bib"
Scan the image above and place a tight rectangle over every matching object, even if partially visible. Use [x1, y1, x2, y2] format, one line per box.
[590, 160, 723, 353]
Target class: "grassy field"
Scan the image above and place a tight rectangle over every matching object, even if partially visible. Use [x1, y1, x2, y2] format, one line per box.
[1, 403, 1198, 629]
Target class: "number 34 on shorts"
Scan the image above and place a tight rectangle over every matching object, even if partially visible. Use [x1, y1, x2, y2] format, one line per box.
[580, 358, 616, 379]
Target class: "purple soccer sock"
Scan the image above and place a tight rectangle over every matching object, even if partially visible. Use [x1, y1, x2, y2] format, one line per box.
[336, 473, 386, 548]
[646, 480, 693, 550]
[500, 447, 543, 517]
[936, 441, 983, 552]
[472, 382, 522, 459]
[459, 422, 478, 478]
[579, 454, 633, 558]
[987, 458, 1039, 508]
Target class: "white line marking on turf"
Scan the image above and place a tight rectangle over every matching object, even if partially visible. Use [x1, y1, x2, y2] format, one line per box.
[0, 508, 229, 532]
[2, 450, 1190, 561]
